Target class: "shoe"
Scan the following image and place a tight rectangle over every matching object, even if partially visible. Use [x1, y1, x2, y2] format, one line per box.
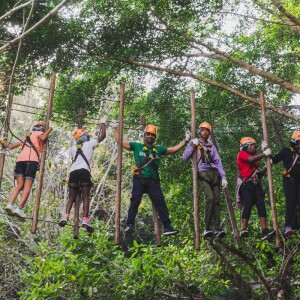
[162, 224, 179, 236]
[214, 230, 226, 239]
[240, 229, 249, 238]
[13, 208, 26, 221]
[5, 202, 15, 215]
[284, 226, 293, 237]
[261, 228, 276, 241]
[82, 219, 94, 234]
[202, 229, 214, 239]
[58, 216, 68, 227]
[125, 224, 134, 235]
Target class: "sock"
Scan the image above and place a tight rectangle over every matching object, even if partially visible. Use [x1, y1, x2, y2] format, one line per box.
[64, 213, 70, 218]
[83, 217, 89, 222]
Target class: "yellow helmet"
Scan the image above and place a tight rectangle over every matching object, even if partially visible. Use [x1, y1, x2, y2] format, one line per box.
[240, 137, 256, 147]
[73, 128, 87, 140]
[199, 122, 211, 132]
[291, 131, 300, 142]
[34, 121, 46, 127]
[144, 125, 157, 135]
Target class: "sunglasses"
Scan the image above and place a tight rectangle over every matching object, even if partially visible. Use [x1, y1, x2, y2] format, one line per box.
[145, 132, 156, 137]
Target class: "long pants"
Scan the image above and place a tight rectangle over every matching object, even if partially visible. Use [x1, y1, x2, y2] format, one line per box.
[127, 175, 171, 227]
[199, 169, 221, 231]
[283, 177, 300, 229]
[240, 181, 266, 220]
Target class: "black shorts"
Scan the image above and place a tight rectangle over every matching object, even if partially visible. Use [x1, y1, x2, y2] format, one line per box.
[69, 169, 92, 185]
[15, 161, 39, 180]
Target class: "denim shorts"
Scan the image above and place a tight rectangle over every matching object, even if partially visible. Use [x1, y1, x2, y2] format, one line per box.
[15, 161, 39, 180]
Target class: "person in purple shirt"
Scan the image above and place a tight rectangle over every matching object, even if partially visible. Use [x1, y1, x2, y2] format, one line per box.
[183, 122, 227, 239]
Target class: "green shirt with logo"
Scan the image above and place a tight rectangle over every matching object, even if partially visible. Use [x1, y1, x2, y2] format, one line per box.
[129, 142, 167, 178]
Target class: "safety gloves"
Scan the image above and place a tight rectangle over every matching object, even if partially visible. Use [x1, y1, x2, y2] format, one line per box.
[185, 130, 191, 142]
[191, 138, 199, 146]
[110, 120, 119, 128]
[221, 179, 228, 188]
[261, 140, 271, 157]
[100, 117, 106, 124]
[261, 141, 268, 150]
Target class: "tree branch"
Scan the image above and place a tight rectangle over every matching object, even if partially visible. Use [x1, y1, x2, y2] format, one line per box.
[271, 0, 300, 27]
[107, 55, 300, 122]
[0, 0, 33, 22]
[0, 0, 70, 54]
[155, 16, 300, 93]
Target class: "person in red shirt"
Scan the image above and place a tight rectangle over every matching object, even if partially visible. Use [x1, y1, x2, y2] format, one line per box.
[237, 137, 275, 240]
[2, 121, 52, 220]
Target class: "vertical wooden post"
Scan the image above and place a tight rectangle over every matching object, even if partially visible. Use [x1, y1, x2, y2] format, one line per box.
[73, 107, 84, 239]
[223, 187, 241, 248]
[140, 115, 161, 246]
[260, 92, 281, 248]
[0, 91, 14, 189]
[31, 71, 56, 233]
[114, 84, 125, 245]
[190, 90, 200, 250]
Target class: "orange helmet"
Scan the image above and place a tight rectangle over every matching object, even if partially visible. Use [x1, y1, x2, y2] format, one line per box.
[35, 121, 46, 127]
[291, 131, 300, 142]
[199, 122, 211, 132]
[144, 125, 157, 135]
[73, 128, 87, 140]
[240, 137, 256, 147]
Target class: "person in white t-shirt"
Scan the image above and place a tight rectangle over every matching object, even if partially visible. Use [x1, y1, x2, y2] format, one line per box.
[58, 118, 106, 233]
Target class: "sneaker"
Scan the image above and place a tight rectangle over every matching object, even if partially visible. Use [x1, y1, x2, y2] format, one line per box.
[125, 224, 134, 235]
[284, 226, 293, 237]
[214, 230, 226, 239]
[58, 216, 69, 227]
[5, 202, 15, 215]
[261, 228, 276, 241]
[240, 229, 249, 238]
[162, 224, 179, 236]
[202, 229, 214, 239]
[82, 219, 94, 234]
[13, 208, 26, 221]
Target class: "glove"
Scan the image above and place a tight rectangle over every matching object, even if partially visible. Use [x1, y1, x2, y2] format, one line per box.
[100, 117, 106, 124]
[221, 179, 228, 188]
[110, 120, 119, 128]
[263, 148, 271, 157]
[261, 141, 268, 150]
[191, 138, 199, 146]
[185, 130, 191, 142]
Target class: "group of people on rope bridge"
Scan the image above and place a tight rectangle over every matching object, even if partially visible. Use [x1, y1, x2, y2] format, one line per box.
[1, 118, 300, 239]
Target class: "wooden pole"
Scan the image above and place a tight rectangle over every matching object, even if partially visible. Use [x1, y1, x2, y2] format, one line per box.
[140, 115, 161, 246]
[190, 90, 200, 249]
[114, 84, 125, 245]
[73, 107, 84, 239]
[31, 71, 56, 233]
[260, 92, 281, 248]
[0, 91, 14, 189]
[223, 187, 241, 248]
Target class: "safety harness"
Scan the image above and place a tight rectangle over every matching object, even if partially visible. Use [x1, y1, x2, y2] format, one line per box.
[73, 143, 91, 171]
[197, 142, 219, 187]
[283, 148, 299, 178]
[133, 145, 159, 177]
[21, 134, 40, 159]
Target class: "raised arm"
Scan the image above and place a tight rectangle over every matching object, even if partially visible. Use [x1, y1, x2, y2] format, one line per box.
[111, 122, 131, 150]
[97, 117, 107, 143]
[39, 127, 53, 142]
[0, 140, 21, 150]
[165, 131, 191, 155]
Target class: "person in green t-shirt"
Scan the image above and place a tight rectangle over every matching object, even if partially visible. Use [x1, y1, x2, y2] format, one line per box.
[113, 122, 191, 236]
